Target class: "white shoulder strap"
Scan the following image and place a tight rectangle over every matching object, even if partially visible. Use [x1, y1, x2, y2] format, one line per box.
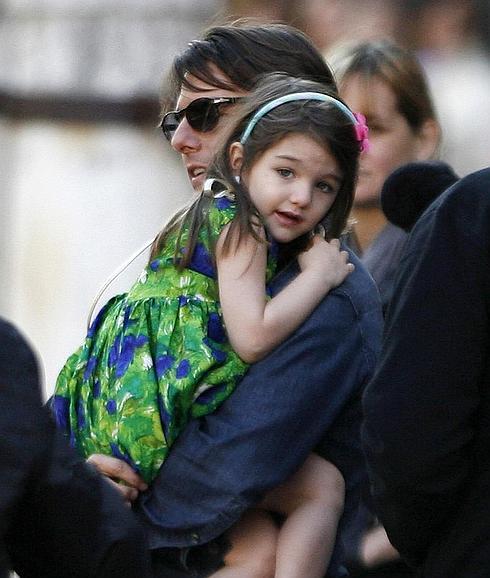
[86, 236, 156, 330]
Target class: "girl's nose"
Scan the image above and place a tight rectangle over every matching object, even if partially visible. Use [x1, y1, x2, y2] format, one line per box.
[171, 118, 201, 154]
[290, 185, 312, 207]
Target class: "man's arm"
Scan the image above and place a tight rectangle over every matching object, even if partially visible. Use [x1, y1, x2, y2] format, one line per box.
[136, 255, 382, 549]
[362, 170, 490, 566]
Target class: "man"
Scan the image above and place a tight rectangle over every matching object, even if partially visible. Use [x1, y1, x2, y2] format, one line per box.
[362, 167, 490, 577]
[0, 318, 151, 578]
[89, 22, 383, 576]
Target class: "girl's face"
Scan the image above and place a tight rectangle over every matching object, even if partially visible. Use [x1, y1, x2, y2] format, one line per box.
[230, 133, 342, 244]
[341, 74, 434, 207]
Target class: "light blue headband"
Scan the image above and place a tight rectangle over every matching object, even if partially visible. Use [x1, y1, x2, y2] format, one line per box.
[240, 91, 362, 146]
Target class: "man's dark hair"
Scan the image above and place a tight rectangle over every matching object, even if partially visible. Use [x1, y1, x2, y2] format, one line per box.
[162, 20, 337, 111]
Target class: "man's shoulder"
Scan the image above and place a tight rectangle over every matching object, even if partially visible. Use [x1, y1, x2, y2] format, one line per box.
[273, 252, 382, 324]
[335, 248, 382, 314]
[311, 249, 384, 364]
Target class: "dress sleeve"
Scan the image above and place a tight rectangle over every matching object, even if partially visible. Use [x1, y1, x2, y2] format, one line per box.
[205, 195, 237, 241]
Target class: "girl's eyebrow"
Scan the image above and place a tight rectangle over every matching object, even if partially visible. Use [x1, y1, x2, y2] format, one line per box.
[325, 173, 342, 184]
[275, 154, 342, 182]
[275, 154, 300, 162]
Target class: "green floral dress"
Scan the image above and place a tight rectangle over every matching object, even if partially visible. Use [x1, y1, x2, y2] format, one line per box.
[53, 192, 277, 483]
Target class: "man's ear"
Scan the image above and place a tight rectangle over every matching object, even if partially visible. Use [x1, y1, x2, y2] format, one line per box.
[416, 118, 441, 161]
[229, 142, 244, 174]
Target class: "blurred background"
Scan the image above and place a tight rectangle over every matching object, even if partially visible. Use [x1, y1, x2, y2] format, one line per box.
[1, 0, 488, 397]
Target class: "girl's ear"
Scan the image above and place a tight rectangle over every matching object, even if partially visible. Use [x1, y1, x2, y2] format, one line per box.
[229, 142, 244, 174]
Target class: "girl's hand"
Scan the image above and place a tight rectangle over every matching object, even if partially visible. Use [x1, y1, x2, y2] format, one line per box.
[298, 236, 354, 290]
[87, 454, 148, 506]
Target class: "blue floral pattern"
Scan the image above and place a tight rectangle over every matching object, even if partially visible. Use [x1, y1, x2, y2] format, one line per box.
[54, 196, 277, 483]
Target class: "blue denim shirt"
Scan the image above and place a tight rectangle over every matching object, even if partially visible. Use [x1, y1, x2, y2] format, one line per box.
[136, 249, 383, 577]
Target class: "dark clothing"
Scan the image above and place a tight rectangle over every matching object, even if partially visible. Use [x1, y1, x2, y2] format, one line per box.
[0, 318, 151, 578]
[345, 224, 414, 577]
[361, 222, 407, 313]
[151, 538, 230, 577]
[347, 560, 414, 578]
[362, 168, 490, 577]
[136, 250, 383, 577]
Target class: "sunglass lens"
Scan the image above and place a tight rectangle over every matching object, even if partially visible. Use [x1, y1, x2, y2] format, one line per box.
[161, 98, 229, 142]
[162, 112, 180, 141]
[187, 99, 219, 132]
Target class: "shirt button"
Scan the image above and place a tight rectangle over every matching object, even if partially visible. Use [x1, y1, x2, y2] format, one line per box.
[191, 533, 200, 543]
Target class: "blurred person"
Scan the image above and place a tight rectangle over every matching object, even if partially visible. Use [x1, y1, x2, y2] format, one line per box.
[398, 0, 489, 59]
[327, 40, 440, 577]
[75, 21, 383, 578]
[283, 0, 400, 54]
[346, 159, 459, 577]
[332, 40, 440, 312]
[0, 317, 151, 578]
[363, 167, 490, 577]
[227, 0, 284, 21]
[397, 0, 490, 175]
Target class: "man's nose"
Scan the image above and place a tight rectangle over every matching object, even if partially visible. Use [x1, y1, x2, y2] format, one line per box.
[171, 118, 201, 153]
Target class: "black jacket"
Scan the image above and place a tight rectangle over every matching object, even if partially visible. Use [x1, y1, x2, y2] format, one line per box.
[0, 318, 151, 577]
[362, 168, 490, 577]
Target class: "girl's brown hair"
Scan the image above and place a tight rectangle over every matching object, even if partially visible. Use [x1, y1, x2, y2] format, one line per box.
[151, 73, 361, 268]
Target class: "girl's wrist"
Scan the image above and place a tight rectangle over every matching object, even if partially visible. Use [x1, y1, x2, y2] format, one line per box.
[300, 268, 334, 290]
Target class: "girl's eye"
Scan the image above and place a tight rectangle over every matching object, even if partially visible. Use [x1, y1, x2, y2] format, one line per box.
[277, 168, 293, 178]
[317, 181, 336, 194]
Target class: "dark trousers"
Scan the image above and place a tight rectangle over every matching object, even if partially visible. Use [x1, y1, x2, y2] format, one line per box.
[152, 537, 230, 577]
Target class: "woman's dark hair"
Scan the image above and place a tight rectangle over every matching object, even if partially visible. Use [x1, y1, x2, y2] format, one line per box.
[161, 20, 338, 112]
[334, 40, 437, 133]
[152, 74, 360, 266]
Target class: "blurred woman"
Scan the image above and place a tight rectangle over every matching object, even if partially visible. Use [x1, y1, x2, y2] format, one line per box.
[333, 40, 440, 311]
[329, 40, 441, 577]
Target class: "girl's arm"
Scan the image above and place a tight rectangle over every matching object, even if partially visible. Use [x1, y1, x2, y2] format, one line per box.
[216, 224, 353, 363]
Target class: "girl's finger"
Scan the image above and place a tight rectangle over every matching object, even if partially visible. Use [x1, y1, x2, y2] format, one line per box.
[87, 453, 147, 491]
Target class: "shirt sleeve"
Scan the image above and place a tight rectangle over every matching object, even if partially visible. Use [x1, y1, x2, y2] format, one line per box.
[362, 171, 490, 566]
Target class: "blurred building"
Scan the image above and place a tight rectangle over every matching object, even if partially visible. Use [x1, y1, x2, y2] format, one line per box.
[0, 0, 222, 396]
[397, 0, 490, 176]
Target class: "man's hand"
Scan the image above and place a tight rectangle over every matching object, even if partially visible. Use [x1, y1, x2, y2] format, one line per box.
[87, 454, 147, 505]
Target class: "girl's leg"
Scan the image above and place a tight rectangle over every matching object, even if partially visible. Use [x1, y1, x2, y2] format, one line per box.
[261, 454, 345, 578]
[210, 508, 278, 578]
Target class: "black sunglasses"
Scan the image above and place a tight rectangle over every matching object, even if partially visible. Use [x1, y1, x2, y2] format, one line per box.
[160, 97, 242, 142]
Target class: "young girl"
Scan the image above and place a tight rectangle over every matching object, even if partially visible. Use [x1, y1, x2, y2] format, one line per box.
[53, 73, 367, 577]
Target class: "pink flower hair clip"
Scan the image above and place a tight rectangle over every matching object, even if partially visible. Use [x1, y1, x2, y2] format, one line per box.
[353, 112, 370, 152]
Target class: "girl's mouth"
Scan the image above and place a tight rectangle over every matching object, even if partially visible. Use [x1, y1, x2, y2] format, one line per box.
[274, 210, 303, 227]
